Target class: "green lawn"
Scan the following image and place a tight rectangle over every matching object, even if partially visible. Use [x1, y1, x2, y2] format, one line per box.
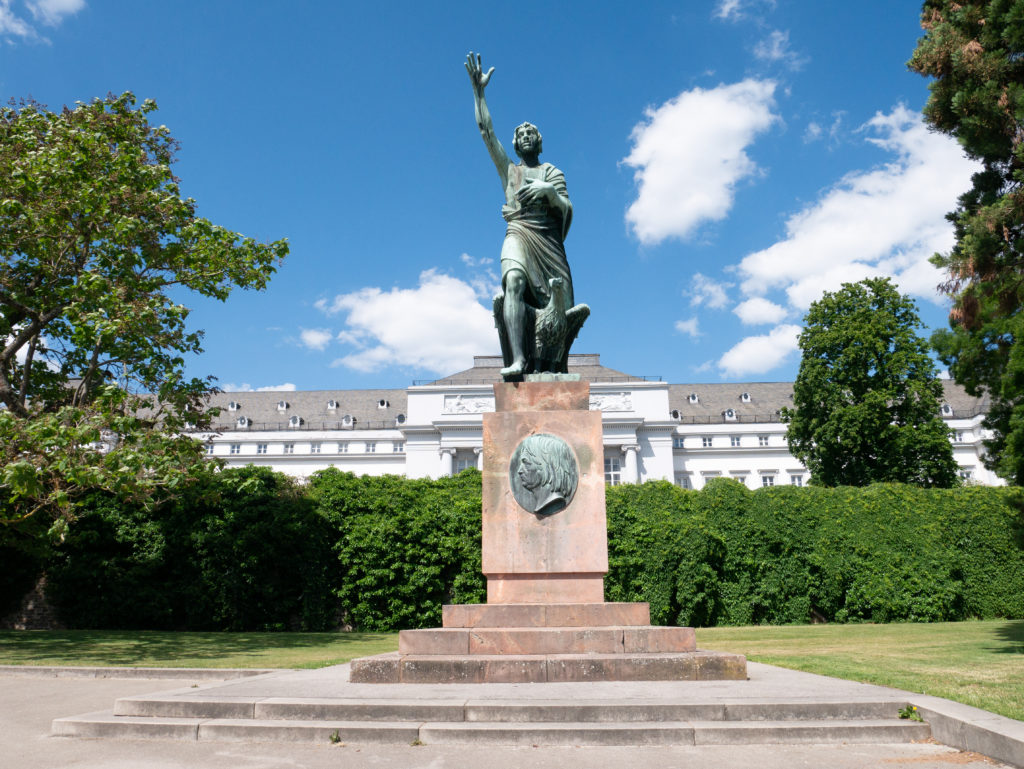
[0, 630, 399, 670]
[1, 621, 1020, 722]
[697, 620, 1024, 722]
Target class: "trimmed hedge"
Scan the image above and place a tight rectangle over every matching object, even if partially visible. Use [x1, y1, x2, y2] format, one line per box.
[45, 467, 336, 631]
[605, 479, 1024, 626]
[308, 468, 485, 631]
[15, 470, 1024, 630]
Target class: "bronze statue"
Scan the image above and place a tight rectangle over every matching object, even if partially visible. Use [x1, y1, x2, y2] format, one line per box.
[465, 52, 589, 381]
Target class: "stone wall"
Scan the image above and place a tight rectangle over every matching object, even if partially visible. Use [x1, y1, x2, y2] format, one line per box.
[0, 575, 63, 630]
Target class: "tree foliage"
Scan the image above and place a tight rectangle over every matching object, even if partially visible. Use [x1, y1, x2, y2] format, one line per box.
[909, 0, 1024, 483]
[783, 278, 958, 488]
[0, 92, 287, 541]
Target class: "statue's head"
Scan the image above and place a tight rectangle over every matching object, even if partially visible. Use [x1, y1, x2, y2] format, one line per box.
[513, 122, 543, 158]
[517, 434, 575, 498]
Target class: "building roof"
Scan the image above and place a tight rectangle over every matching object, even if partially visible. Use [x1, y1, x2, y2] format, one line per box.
[423, 354, 655, 386]
[666, 379, 988, 425]
[205, 388, 408, 432]
[197, 356, 987, 431]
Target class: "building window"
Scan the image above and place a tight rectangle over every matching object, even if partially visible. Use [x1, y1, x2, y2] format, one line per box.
[310, 442, 321, 454]
[761, 474, 775, 487]
[676, 475, 691, 489]
[256, 443, 268, 455]
[604, 457, 621, 485]
[723, 408, 736, 421]
[327, 399, 338, 411]
[227, 401, 240, 412]
[288, 415, 303, 427]
[366, 442, 376, 453]
[205, 443, 215, 456]
[455, 458, 475, 473]
[790, 474, 804, 487]
[954, 431, 965, 443]
[339, 442, 349, 453]
[730, 436, 741, 447]
[229, 443, 240, 455]
[701, 436, 713, 448]
[283, 443, 295, 455]
[741, 392, 751, 403]
[673, 436, 685, 449]
[688, 393, 699, 404]
[277, 400, 289, 412]
[959, 468, 974, 481]
[393, 442, 404, 453]
[378, 399, 390, 409]
[758, 435, 769, 447]
[941, 403, 953, 416]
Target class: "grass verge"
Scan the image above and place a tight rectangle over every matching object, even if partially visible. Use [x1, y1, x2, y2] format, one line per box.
[697, 619, 1024, 722]
[0, 630, 399, 669]
[1, 621, 1019, 722]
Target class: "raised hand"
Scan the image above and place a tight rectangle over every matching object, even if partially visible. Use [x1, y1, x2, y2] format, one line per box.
[465, 51, 495, 95]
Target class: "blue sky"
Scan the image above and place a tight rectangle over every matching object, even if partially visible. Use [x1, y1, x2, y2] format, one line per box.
[2, 0, 977, 392]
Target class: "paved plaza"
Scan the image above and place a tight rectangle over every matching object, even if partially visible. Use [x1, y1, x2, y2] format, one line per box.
[2, 662, 1021, 769]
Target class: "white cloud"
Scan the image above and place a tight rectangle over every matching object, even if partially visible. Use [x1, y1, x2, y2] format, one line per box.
[714, 0, 775, 21]
[299, 328, 333, 351]
[734, 297, 788, 325]
[736, 105, 979, 310]
[0, 0, 82, 41]
[718, 324, 801, 377]
[675, 317, 700, 338]
[803, 122, 823, 143]
[753, 29, 805, 70]
[623, 79, 779, 244]
[221, 382, 297, 393]
[319, 269, 499, 375]
[689, 273, 732, 309]
[27, 0, 83, 25]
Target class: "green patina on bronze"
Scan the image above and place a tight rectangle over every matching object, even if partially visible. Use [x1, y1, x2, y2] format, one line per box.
[508, 433, 579, 516]
[465, 52, 590, 382]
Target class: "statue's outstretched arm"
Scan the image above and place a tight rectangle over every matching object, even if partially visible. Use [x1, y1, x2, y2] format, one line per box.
[465, 52, 510, 191]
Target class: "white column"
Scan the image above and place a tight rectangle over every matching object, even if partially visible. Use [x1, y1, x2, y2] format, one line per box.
[439, 448, 455, 477]
[623, 444, 640, 484]
[474, 446, 484, 470]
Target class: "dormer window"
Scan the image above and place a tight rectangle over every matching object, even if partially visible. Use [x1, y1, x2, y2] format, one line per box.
[396, 413, 406, 425]
[723, 408, 736, 421]
[688, 393, 699, 405]
[740, 392, 751, 403]
[288, 415, 304, 427]
[227, 401, 240, 412]
[327, 399, 338, 411]
[277, 400, 289, 412]
[236, 416, 251, 429]
[941, 403, 953, 416]
[378, 399, 390, 409]
[670, 409, 680, 420]
[342, 414, 354, 427]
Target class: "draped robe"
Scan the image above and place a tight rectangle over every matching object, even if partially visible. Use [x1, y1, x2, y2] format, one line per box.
[500, 162, 574, 310]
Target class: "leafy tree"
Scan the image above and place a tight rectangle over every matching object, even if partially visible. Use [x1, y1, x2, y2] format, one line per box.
[909, 1, 1024, 483]
[0, 92, 287, 545]
[782, 278, 958, 488]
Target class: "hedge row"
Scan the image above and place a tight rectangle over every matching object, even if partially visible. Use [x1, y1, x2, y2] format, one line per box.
[12, 470, 1024, 630]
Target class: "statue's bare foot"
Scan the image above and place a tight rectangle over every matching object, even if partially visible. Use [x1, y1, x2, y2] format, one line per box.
[501, 359, 526, 377]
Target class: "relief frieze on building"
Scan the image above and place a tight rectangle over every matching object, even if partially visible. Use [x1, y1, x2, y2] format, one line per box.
[443, 394, 496, 414]
[590, 392, 633, 412]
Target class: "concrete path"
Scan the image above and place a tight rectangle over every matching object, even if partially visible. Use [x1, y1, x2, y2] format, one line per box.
[3, 663, 1020, 769]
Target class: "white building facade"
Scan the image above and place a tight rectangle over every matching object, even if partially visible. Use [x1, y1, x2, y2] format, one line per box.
[199, 354, 1000, 488]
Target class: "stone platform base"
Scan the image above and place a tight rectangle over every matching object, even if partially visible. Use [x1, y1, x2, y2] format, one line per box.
[349, 650, 747, 684]
[349, 602, 747, 684]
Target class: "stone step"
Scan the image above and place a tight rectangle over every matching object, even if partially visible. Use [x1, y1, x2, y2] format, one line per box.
[350, 650, 746, 684]
[112, 694, 911, 724]
[399, 626, 696, 655]
[53, 712, 931, 746]
[420, 719, 932, 746]
[442, 602, 651, 628]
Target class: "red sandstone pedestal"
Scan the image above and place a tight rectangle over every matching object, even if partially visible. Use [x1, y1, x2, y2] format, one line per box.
[348, 381, 746, 684]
